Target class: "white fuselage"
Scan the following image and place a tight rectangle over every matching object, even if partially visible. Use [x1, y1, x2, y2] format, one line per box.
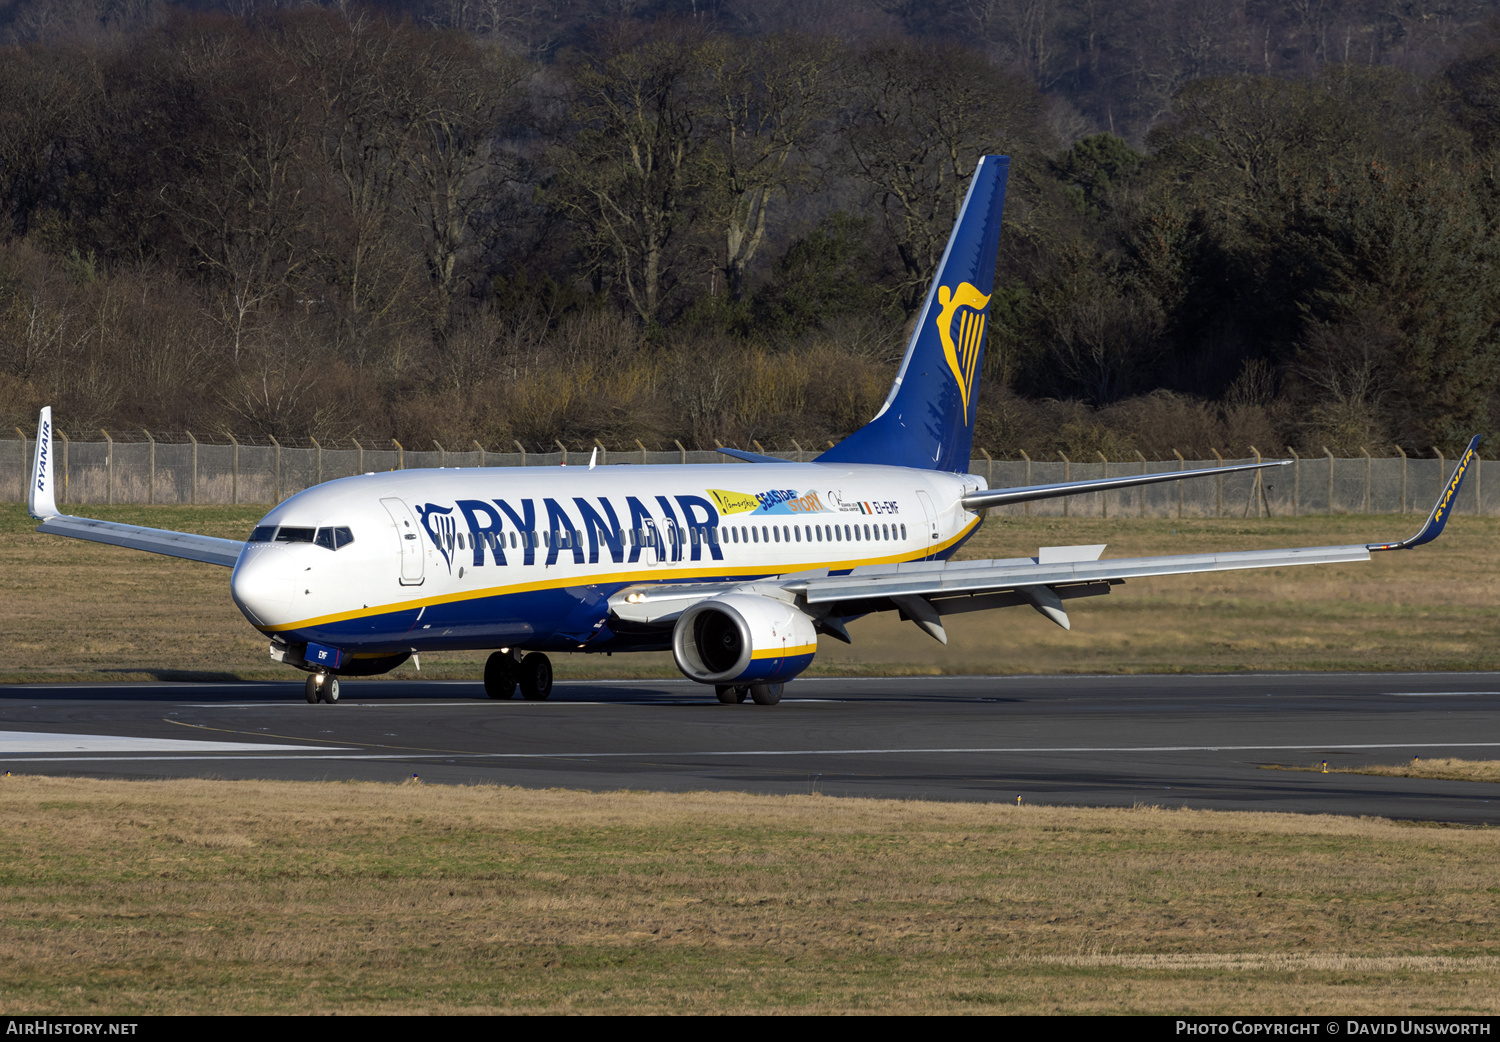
[230, 462, 984, 657]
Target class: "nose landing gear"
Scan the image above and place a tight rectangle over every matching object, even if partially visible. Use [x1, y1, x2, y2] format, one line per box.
[305, 673, 340, 704]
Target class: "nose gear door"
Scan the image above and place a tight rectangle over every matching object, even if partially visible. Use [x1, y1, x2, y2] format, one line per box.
[381, 497, 425, 585]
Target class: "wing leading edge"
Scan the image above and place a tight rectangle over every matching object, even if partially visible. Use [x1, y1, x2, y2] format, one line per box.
[27, 407, 245, 568]
[612, 436, 1479, 639]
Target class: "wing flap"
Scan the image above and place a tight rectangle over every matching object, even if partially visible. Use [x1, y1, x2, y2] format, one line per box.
[801, 544, 1371, 603]
[38, 515, 244, 568]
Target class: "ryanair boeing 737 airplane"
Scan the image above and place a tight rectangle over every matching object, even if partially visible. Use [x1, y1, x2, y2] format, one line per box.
[25, 156, 1480, 705]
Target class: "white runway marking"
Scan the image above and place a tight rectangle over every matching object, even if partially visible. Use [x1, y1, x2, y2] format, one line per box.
[1386, 692, 1500, 697]
[7, 740, 1500, 764]
[0, 730, 336, 753]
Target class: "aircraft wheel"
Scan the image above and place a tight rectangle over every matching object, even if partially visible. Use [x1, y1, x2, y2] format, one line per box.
[321, 675, 340, 703]
[518, 653, 552, 701]
[716, 685, 748, 704]
[484, 652, 518, 700]
[305, 675, 319, 703]
[749, 683, 783, 706]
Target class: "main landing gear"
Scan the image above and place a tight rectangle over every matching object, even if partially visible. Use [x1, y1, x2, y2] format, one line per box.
[484, 651, 552, 701]
[715, 683, 783, 706]
[305, 673, 340, 704]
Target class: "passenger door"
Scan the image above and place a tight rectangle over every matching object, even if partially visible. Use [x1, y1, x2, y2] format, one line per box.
[381, 497, 425, 586]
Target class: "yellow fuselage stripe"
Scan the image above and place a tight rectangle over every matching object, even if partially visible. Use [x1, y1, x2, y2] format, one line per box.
[259, 517, 982, 634]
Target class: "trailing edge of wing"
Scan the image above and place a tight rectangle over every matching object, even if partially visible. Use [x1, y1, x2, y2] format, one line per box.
[36, 515, 244, 567]
[792, 543, 1370, 604]
[1367, 434, 1481, 552]
[960, 459, 1291, 511]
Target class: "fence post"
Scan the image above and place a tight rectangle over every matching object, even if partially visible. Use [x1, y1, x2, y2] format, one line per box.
[636, 440, 647, 465]
[554, 439, 568, 465]
[1097, 450, 1109, 518]
[1433, 448, 1445, 514]
[752, 440, 767, 457]
[1396, 445, 1406, 514]
[101, 429, 113, 506]
[59, 429, 68, 505]
[434, 440, 445, 467]
[228, 433, 239, 505]
[1019, 449, 1031, 516]
[674, 439, 687, 465]
[1362, 447, 1371, 514]
[1059, 452, 1070, 518]
[1247, 446, 1263, 518]
[474, 440, 486, 467]
[144, 429, 155, 505]
[1135, 450, 1147, 517]
[271, 435, 282, 502]
[1323, 447, 1334, 515]
[393, 438, 404, 470]
[1211, 448, 1224, 517]
[1173, 449, 1185, 518]
[188, 431, 198, 505]
[513, 440, 526, 467]
[311, 435, 322, 484]
[593, 439, 606, 466]
[1287, 447, 1300, 517]
[1476, 448, 1483, 516]
[14, 427, 25, 503]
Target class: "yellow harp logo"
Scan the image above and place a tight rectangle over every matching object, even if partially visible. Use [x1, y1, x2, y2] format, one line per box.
[935, 282, 991, 421]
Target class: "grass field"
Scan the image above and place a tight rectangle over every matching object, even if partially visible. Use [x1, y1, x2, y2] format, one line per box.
[0, 775, 1496, 1014]
[2, 503, 1498, 682]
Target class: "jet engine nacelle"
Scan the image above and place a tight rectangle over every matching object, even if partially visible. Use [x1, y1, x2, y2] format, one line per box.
[672, 594, 817, 685]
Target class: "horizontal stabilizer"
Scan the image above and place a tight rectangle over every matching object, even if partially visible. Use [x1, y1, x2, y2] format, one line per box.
[961, 459, 1290, 512]
[716, 447, 791, 464]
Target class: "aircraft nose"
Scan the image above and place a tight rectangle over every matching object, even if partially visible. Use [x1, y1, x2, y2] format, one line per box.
[231, 547, 296, 628]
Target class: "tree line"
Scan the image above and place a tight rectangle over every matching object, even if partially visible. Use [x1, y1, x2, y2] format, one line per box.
[1, 3, 1498, 459]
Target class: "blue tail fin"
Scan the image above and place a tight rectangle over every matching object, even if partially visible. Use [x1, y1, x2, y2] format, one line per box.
[817, 155, 1009, 472]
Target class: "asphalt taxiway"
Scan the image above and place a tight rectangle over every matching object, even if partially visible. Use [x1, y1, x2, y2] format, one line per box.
[3, 672, 1499, 822]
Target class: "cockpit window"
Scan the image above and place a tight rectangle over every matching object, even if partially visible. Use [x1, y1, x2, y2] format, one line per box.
[314, 526, 354, 551]
[274, 527, 316, 543]
[248, 526, 277, 543]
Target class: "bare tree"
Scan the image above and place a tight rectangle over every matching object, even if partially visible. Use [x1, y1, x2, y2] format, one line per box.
[699, 33, 838, 300]
[841, 41, 1052, 315]
[548, 30, 713, 323]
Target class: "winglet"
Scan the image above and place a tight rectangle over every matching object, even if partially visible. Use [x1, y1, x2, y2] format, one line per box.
[1368, 435, 1481, 552]
[28, 406, 58, 520]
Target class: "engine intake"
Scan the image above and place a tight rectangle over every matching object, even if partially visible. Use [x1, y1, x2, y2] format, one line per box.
[672, 594, 817, 685]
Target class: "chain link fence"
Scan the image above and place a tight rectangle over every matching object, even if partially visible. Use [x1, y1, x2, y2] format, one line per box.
[2, 435, 1491, 518]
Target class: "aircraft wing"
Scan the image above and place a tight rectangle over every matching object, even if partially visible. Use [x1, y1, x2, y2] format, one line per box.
[613, 435, 1480, 639]
[26, 407, 245, 568]
[34, 515, 244, 567]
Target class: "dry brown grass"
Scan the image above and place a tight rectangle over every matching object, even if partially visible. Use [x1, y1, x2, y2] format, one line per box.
[1272, 758, 1500, 784]
[1, 775, 1497, 1013]
[3, 505, 1498, 682]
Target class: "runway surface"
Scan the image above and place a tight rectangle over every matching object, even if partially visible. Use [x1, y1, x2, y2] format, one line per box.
[3, 672, 1499, 822]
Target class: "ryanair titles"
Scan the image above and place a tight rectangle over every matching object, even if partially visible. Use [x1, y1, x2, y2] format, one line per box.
[418, 494, 725, 571]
